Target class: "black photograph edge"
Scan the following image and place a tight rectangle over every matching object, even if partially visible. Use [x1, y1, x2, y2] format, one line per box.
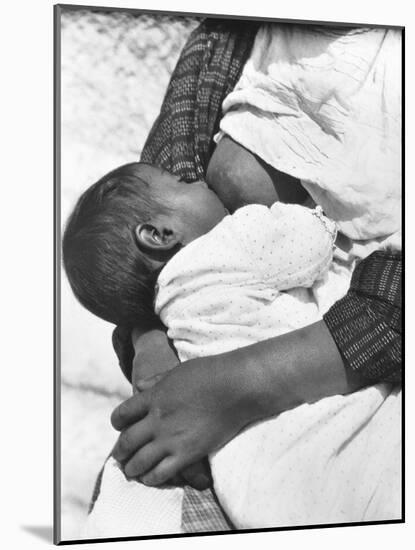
[53, 3, 405, 545]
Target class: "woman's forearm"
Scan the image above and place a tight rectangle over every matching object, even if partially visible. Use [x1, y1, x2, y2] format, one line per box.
[111, 319, 364, 480]
[128, 320, 361, 423]
[223, 320, 362, 424]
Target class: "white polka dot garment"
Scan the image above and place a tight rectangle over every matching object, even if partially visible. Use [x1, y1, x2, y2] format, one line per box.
[156, 202, 337, 361]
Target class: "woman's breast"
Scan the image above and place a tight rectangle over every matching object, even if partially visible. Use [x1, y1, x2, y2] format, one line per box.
[206, 135, 308, 212]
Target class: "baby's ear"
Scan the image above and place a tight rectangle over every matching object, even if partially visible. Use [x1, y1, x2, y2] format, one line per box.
[135, 223, 179, 252]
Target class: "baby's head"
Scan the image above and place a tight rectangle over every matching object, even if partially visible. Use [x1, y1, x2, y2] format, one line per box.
[63, 162, 227, 328]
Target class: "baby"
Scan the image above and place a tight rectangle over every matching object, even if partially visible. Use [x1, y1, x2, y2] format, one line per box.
[63, 162, 229, 330]
[63, 162, 334, 331]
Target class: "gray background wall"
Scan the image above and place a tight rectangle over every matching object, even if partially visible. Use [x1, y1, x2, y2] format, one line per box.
[60, 8, 198, 539]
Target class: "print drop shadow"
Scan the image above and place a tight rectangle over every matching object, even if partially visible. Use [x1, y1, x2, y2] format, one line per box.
[21, 525, 53, 543]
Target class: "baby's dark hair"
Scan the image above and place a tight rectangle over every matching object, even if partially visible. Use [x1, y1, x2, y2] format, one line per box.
[62, 162, 168, 329]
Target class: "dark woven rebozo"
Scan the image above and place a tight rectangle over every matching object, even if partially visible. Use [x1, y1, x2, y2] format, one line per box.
[112, 18, 261, 381]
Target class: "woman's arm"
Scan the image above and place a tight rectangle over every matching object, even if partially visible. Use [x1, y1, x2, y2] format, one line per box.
[231, 319, 361, 419]
[110, 320, 357, 486]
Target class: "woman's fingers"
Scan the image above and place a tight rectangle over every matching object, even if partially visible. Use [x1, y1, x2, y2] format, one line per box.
[140, 456, 184, 487]
[123, 443, 166, 479]
[111, 392, 149, 431]
[112, 417, 153, 463]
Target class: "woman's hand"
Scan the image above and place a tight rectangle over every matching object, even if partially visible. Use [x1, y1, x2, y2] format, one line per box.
[129, 327, 214, 489]
[111, 354, 254, 487]
[117, 320, 359, 487]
